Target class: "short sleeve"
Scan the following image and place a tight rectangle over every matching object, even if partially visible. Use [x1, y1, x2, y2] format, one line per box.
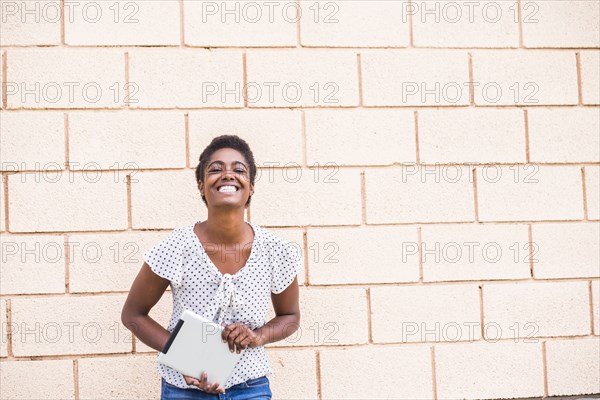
[143, 227, 186, 286]
[271, 239, 303, 294]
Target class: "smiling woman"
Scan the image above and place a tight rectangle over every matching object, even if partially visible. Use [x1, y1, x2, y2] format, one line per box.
[121, 135, 303, 400]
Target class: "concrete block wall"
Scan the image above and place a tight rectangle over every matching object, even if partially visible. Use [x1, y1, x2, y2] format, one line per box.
[0, 1, 598, 399]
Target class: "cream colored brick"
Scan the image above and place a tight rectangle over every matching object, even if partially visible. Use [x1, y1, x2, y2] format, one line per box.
[69, 111, 186, 170]
[11, 295, 129, 356]
[308, 226, 419, 285]
[251, 167, 361, 226]
[413, 0, 519, 47]
[320, 345, 433, 399]
[546, 338, 600, 396]
[0, 234, 65, 294]
[6, 49, 125, 109]
[266, 287, 368, 347]
[300, 1, 410, 47]
[65, 1, 179, 45]
[476, 166, 583, 222]
[184, 0, 296, 47]
[129, 49, 243, 108]
[0, 0, 61, 45]
[0, 359, 75, 399]
[131, 171, 205, 230]
[419, 108, 526, 163]
[522, 1, 600, 48]
[528, 108, 600, 162]
[78, 355, 160, 399]
[267, 349, 318, 399]
[483, 281, 590, 339]
[593, 280, 600, 335]
[246, 50, 359, 107]
[8, 172, 127, 232]
[532, 222, 600, 279]
[472, 51, 578, 106]
[371, 284, 480, 343]
[188, 110, 303, 167]
[581, 52, 600, 105]
[267, 228, 305, 287]
[365, 166, 475, 224]
[435, 341, 544, 399]
[68, 231, 168, 293]
[422, 224, 530, 282]
[586, 166, 600, 220]
[362, 50, 469, 106]
[0, 111, 64, 171]
[0, 299, 6, 357]
[134, 290, 175, 353]
[305, 109, 416, 165]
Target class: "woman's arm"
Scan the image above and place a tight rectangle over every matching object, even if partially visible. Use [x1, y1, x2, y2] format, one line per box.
[121, 262, 172, 352]
[253, 277, 301, 346]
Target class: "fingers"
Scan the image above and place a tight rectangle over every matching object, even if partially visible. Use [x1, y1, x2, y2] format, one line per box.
[222, 323, 253, 353]
[195, 372, 225, 394]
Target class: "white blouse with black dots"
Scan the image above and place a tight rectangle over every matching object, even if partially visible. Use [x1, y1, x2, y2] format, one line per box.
[142, 220, 303, 390]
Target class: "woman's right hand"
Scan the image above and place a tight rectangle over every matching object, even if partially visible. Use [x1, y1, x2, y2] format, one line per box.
[183, 372, 225, 394]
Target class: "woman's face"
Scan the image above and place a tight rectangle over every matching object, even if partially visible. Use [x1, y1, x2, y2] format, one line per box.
[198, 148, 253, 208]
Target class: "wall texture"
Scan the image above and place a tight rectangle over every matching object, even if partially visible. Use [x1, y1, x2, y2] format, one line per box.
[0, 0, 599, 399]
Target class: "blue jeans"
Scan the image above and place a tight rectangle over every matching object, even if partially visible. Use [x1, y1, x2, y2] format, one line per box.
[161, 376, 272, 400]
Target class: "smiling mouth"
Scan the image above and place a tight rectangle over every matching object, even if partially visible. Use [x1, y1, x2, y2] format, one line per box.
[217, 185, 240, 193]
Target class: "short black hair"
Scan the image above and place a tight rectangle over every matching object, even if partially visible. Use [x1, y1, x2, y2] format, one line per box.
[195, 135, 257, 208]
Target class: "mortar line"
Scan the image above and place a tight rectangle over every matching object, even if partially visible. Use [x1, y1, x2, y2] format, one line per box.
[523, 109, 531, 163]
[179, 0, 186, 47]
[243, 53, 248, 108]
[64, 113, 70, 169]
[417, 226, 423, 282]
[64, 235, 70, 293]
[60, 0, 66, 46]
[360, 171, 367, 225]
[576, 52, 583, 105]
[73, 359, 79, 400]
[517, 0, 524, 48]
[528, 224, 535, 279]
[542, 341, 549, 397]
[366, 288, 373, 343]
[479, 285, 485, 340]
[414, 110, 421, 163]
[431, 346, 438, 400]
[316, 350, 322, 400]
[473, 167, 479, 222]
[126, 174, 132, 229]
[468, 53, 475, 105]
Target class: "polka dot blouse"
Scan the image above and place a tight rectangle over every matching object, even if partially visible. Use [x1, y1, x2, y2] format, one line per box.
[143, 220, 303, 390]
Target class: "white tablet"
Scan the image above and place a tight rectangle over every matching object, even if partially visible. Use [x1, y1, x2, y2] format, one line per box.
[157, 309, 244, 389]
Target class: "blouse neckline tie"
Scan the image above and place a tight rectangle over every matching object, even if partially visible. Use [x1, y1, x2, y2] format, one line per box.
[213, 273, 245, 326]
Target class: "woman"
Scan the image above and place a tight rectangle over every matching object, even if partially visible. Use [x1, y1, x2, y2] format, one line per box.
[121, 135, 302, 399]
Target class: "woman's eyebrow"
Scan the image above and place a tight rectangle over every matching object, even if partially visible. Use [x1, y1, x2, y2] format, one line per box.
[207, 160, 248, 168]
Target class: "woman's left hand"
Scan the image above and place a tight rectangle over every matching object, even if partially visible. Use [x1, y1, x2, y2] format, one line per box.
[221, 323, 262, 353]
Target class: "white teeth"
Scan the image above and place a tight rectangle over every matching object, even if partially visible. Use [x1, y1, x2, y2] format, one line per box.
[218, 186, 238, 192]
